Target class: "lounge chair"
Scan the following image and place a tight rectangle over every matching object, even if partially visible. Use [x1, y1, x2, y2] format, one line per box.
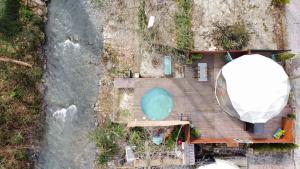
[164, 55, 172, 76]
[198, 63, 208, 81]
[273, 128, 285, 139]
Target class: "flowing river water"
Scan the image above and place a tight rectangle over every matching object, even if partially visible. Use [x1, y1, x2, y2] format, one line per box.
[38, 0, 102, 168]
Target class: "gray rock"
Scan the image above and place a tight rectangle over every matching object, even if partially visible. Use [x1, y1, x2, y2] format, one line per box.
[32, 0, 45, 6]
[35, 8, 44, 16]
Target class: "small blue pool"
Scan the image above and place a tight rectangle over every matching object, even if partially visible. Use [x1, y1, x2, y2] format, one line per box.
[164, 56, 172, 75]
[141, 88, 173, 120]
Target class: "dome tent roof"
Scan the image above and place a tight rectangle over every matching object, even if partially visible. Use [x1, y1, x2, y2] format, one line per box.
[197, 159, 240, 169]
[215, 54, 290, 123]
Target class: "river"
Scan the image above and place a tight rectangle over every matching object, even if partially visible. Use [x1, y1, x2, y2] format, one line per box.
[37, 0, 102, 168]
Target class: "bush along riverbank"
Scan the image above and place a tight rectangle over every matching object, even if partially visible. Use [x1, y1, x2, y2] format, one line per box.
[0, 0, 47, 168]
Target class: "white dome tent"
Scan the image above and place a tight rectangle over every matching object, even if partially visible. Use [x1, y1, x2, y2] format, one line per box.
[215, 54, 290, 124]
[197, 159, 240, 169]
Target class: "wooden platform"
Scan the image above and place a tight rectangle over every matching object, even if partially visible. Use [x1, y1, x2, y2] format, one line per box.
[114, 55, 292, 143]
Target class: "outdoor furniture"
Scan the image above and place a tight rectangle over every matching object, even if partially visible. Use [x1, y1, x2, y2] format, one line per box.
[271, 54, 277, 61]
[164, 55, 172, 76]
[198, 63, 208, 81]
[125, 146, 135, 162]
[273, 128, 285, 139]
[152, 133, 164, 145]
[245, 122, 265, 138]
[225, 51, 233, 62]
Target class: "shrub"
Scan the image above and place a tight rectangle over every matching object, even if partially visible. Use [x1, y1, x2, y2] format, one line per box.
[191, 128, 200, 138]
[251, 143, 298, 152]
[128, 127, 148, 154]
[186, 58, 193, 65]
[287, 113, 296, 120]
[0, 0, 22, 38]
[271, 0, 290, 7]
[14, 149, 28, 161]
[89, 121, 126, 166]
[166, 126, 185, 150]
[10, 87, 24, 100]
[277, 52, 295, 61]
[11, 132, 24, 145]
[212, 22, 250, 50]
[191, 53, 204, 60]
[20, 6, 33, 21]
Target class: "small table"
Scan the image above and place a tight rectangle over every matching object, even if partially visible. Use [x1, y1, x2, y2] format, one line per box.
[198, 63, 207, 81]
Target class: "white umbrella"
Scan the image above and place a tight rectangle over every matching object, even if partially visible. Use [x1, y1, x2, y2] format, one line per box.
[216, 54, 290, 123]
[197, 159, 240, 169]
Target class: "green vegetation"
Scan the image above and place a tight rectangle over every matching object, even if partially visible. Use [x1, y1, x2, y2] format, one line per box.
[138, 0, 147, 32]
[186, 54, 203, 65]
[20, 6, 33, 20]
[277, 52, 295, 61]
[271, 0, 290, 7]
[166, 126, 185, 150]
[128, 127, 148, 155]
[191, 53, 204, 60]
[287, 112, 296, 120]
[175, 0, 193, 50]
[186, 58, 193, 65]
[251, 143, 298, 153]
[212, 22, 250, 50]
[0, 0, 44, 168]
[0, 0, 21, 38]
[191, 128, 200, 139]
[89, 121, 126, 166]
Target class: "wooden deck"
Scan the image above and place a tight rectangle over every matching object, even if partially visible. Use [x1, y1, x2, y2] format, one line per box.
[114, 55, 293, 143]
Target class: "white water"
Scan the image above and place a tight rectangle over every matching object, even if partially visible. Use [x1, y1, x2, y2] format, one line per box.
[52, 105, 78, 122]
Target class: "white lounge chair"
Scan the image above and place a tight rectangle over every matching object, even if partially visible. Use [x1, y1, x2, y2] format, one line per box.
[198, 63, 207, 81]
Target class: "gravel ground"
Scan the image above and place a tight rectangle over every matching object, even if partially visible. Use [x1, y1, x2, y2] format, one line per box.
[286, 0, 300, 169]
[192, 0, 283, 50]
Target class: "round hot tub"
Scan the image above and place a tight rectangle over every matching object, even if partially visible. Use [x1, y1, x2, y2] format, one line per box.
[141, 87, 173, 120]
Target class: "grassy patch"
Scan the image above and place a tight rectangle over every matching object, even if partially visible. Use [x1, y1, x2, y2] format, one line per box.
[251, 143, 298, 153]
[175, 0, 193, 50]
[0, 0, 44, 168]
[128, 127, 148, 155]
[138, 0, 147, 32]
[89, 121, 126, 166]
[0, 0, 21, 39]
[212, 22, 250, 50]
